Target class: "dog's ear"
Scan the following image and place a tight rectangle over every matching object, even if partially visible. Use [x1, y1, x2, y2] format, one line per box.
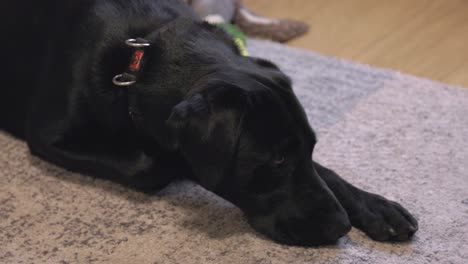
[249, 57, 282, 71]
[165, 93, 210, 149]
[165, 86, 246, 191]
[249, 57, 293, 90]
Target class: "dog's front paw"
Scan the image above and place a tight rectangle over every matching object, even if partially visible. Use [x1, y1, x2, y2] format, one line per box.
[350, 194, 418, 242]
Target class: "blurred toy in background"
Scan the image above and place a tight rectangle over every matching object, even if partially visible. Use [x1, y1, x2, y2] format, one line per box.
[184, 0, 309, 43]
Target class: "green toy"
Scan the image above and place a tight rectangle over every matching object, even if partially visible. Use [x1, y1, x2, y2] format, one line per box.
[184, 0, 309, 43]
[216, 23, 248, 56]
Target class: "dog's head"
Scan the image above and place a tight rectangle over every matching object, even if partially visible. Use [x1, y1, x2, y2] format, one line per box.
[133, 21, 351, 246]
[165, 64, 351, 246]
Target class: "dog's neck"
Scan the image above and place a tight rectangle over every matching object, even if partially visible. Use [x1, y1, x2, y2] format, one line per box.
[86, 17, 246, 148]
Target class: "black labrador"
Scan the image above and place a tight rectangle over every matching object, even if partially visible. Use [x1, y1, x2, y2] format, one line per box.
[0, 0, 418, 246]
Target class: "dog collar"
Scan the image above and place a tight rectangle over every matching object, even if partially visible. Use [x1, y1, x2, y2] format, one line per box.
[112, 38, 151, 129]
[112, 38, 151, 86]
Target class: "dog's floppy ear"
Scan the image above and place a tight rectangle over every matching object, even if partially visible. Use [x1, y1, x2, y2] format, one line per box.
[165, 93, 209, 149]
[165, 86, 246, 191]
[249, 57, 293, 90]
[249, 57, 282, 71]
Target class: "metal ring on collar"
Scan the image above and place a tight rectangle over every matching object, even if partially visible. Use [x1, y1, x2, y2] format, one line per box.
[125, 38, 151, 48]
[112, 73, 137, 86]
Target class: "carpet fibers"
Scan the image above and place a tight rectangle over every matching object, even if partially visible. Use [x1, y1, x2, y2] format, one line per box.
[1, 40, 468, 264]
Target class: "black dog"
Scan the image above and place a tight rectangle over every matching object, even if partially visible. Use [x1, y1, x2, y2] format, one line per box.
[1, 0, 417, 246]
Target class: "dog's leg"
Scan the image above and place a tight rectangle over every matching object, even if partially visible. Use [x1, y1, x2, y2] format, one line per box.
[314, 161, 418, 242]
[27, 121, 185, 193]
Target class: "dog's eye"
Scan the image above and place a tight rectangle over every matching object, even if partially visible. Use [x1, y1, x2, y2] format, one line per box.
[273, 155, 286, 167]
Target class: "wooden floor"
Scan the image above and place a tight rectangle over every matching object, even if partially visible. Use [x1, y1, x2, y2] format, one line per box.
[244, 0, 468, 88]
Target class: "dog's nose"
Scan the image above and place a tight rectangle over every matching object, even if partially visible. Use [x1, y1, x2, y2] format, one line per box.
[271, 208, 351, 246]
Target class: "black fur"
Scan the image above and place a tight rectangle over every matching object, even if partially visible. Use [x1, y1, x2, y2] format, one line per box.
[1, 0, 417, 246]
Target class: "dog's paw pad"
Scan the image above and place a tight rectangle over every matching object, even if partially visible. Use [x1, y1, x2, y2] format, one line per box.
[352, 195, 418, 242]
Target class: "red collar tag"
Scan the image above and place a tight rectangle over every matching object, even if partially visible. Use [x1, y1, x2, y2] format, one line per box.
[112, 38, 151, 87]
[129, 50, 145, 72]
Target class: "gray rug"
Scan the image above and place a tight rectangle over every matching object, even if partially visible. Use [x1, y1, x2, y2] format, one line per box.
[1, 39, 468, 264]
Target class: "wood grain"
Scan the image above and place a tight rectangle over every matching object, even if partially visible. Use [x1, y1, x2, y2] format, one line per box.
[244, 0, 468, 87]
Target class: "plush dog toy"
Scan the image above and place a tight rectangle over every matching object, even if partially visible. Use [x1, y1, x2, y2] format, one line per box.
[185, 0, 309, 43]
